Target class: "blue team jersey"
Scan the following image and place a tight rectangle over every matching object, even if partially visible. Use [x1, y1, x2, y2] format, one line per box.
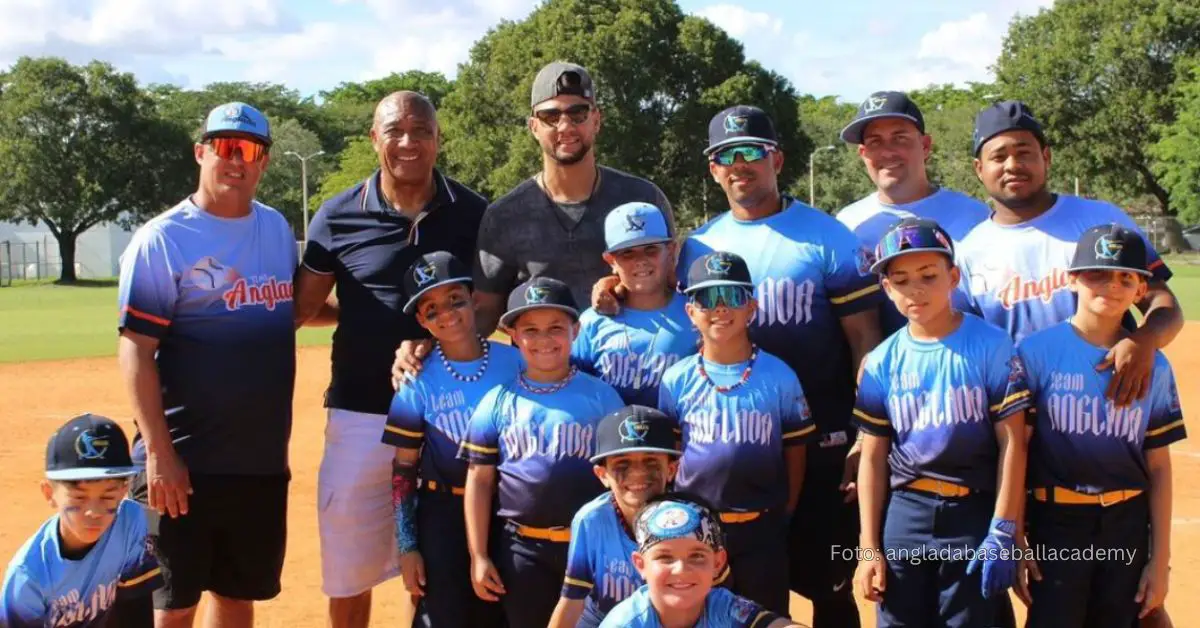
[459, 372, 625, 528]
[658, 351, 816, 511]
[852, 314, 1032, 490]
[836, 188, 989, 336]
[572, 294, 700, 407]
[599, 585, 781, 628]
[1018, 322, 1187, 493]
[563, 494, 641, 627]
[382, 342, 522, 489]
[678, 200, 883, 436]
[955, 195, 1171, 343]
[1, 500, 161, 628]
[117, 198, 297, 475]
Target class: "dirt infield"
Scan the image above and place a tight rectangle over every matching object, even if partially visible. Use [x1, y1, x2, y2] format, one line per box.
[4, 325, 1200, 627]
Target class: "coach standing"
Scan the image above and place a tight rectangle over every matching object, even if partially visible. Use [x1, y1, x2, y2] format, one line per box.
[118, 102, 296, 628]
[292, 91, 488, 628]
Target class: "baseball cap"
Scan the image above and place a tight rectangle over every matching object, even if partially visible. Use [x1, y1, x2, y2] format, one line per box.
[634, 494, 725, 554]
[500, 276, 579, 328]
[840, 91, 925, 144]
[590, 405, 682, 464]
[45, 414, 140, 481]
[201, 102, 272, 146]
[402, 251, 473, 315]
[604, 202, 672, 254]
[871, 217, 955, 274]
[704, 105, 778, 156]
[531, 62, 595, 107]
[684, 252, 754, 293]
[972, 100, 1046, 157]
[1069, 224, 1152, 277]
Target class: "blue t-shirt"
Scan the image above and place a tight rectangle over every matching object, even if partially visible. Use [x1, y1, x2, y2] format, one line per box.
[658, 351, 816, 511]
[678, 200, 884, 437]
[563, 494, 641, 627]
[852, 314, 1032, 490]
[955, 195, 1171, 343]
[836, 188, 989, 336]
[1018, 321, 1187, 492]
[599, 585, 782, 628]
[117, 198, 296, 475]
[573, 294, 700, 407]
[382, 342, 522, 489]
[1, 500, 161, 628]
[459, 372, 625, 528]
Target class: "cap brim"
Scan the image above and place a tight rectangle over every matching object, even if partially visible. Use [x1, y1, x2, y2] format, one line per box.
[605, 235, 673, 254]
[683, 279, 755, 294]
[201, 129, 273, 147]
[499, 304, 580, 329]
[590, 446, 682, 464]
[1067, 264, 1153, 277]
[703, 137, 778, 156]
[402, 277, 473, 314]
[839, 114, 922, 144]
[46, 466, 141, 481]
[870, 248, 954, 274]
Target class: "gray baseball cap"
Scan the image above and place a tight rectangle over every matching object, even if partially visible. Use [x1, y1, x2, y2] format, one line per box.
[531, 61, 595, 107]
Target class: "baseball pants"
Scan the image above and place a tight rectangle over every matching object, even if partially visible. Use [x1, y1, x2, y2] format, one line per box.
[493, 521, 569, 628]
[722, 508, 791, 616]
[412, 490, 504, 628]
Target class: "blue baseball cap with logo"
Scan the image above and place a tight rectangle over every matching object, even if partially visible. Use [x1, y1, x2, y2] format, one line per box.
[500, 276, 579, 328]
[604, 202, 672, 254]
[402, 251, 473, 315]
[972, 100, 1046, 157]
[202, 101, 272, 146]
[591, 405, 681, 463]
[684, 251, 755, 293]
[704, 105, 778, 156]
[840, 91, 925, 144]
[1070, 223, 1152, 277]
[45, 414, 140, 481]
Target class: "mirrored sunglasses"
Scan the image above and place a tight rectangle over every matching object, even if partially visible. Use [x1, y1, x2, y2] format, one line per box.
[533, 104, 593, 126]
[875, 225, 953, 263]
[689, 285, 752, 310]
[207, 137, 268, 163]
[710, 144, 772, 166]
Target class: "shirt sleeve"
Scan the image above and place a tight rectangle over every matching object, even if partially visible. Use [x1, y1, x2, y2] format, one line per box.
[301, 204, 337, 275]
[383, 380, 426, 449]
[1144, 359, 1186, 450]
[459, 386, 502, 465]
[571, 316, 597, 374]
[780, 372, 817, 447]
[709, 588, 784, 628]
[117, 227, 178, 339]
[823, 222, 885, 317]
[561, 511, 595, 600]
[986, 338, 1032, 422]
[1015, 342, 1040, 426]
[1, 565, 47, 628]
[117, 502, 162, 599]
[852, 355, 892, 437]
[473, 205, 519, 296]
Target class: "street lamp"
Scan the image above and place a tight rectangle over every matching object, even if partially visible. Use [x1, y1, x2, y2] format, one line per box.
[809, 145, 836, 207]
[284, 150, 325, 241]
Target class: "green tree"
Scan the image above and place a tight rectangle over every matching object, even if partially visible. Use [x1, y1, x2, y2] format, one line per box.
[313, 137, 378, 208]
[910, 83, 997, 201]
[1152, 59, 1200, 228]
[790, 95, 870, 213]
[0, 57, 193, 282]
[256, 118, 331, 236]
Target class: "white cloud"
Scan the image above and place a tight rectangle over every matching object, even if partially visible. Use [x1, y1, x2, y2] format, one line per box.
[693, 4, 783, 38]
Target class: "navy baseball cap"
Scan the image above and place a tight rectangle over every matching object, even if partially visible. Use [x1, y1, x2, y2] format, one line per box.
[46, 414, 139, 481]
[871, 217, 955, 274]
[591, 405, 682, 464]
[201, 102, 272, 146]
[605, 202, 672, 254]
[704, 105, 778, 156]
[972, 100, 1046, 156]
[684, 251, 754, 293]
[402, 251, 473, 315]
[1070, 224, 1152, 277]
[531, 61, 595, 107]
[501, 276, 579, 328]
[840, 91, 925, 144]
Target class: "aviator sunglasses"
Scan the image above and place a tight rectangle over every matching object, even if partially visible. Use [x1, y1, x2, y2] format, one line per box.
[206, 136, 268, 163]
[689, 285, 753, 310]
[710, 144, 774, 166]
[533, 104, 593, 127]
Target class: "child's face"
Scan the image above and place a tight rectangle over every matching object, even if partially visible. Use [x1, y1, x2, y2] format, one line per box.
[594, 453, 677, 511]
[603, 243, 676, 296]
[415, 283, 476, 344]
[685, 287, 756, 345]
[1069, 269, 1147, 318]
[881, 252, 959, 325]
[632, 538, 727, 611]
[42, 479, 129, 548]
[508, 309, 579, 373]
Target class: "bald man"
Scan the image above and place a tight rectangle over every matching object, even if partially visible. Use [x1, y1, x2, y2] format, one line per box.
[293, 91, 489, 628]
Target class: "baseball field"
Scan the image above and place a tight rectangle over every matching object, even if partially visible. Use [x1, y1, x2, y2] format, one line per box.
[3, 263, 1200, 627]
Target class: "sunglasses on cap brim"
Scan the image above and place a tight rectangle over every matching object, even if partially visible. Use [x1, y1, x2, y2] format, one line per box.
[710, 144, 774, 166]
[205, 136, 268, 163]
[688, 285, 753, 310]
[875, 226, 953, 269]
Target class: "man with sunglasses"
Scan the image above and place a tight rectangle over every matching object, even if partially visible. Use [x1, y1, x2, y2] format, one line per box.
[292, 91, 489, 628]
[117, 102, 297, 628]
[675, 105, 885, 628]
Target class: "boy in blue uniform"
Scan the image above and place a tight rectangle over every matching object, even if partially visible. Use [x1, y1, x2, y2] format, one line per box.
[1017, 224, 1186, 627]
[2, 414, 161, 628]
[573, 202, 700, 407]
[381, 251, 521, 628]
[550, 405, 682, 628]
[852, 218, 1030, 628]
[600, 494, 807, 628]
[460, 276, 625, 627]
[658, 251, 816, 615]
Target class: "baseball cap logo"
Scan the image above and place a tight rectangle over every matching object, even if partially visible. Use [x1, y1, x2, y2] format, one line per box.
[525, 285, 551, 303]
[75, 430, 109, 460]
[625, 213, 646, 234]
[705, 254, 733, 275]
[1095, 235, 1123, 260]
[723, 114, 748, 135]
[413, 261, 438, 286]
[618, 417, 649, 444]
[651, 505, 692, 532]
[863, 95, 888, 113]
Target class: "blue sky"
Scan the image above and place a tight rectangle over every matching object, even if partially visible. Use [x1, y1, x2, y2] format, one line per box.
[0, 0, 1053, 103]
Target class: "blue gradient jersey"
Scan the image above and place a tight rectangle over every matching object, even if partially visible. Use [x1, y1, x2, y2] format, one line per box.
[1, 500, 161, 628]
[658, 351, 817, 511]
[852, 315, 1032, 490]
[562, 494, 641, 627]
[459, 373, 624, 528]
[1018, 322, 1187, 492]
[836, 188, 989, 336]
[599, 585, 783, 628]
[382, 342, 522, 489]
[677, 200, 884, 437]
[955, 195, 1171, 343]
[573, 294, 700, 407]
[117, 199, 297, 475]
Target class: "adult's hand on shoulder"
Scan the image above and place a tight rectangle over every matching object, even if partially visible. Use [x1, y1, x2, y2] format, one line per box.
[392, 339, 433, 389]
[591, 275, 624, 316]
[1099, 336, 1154, 407]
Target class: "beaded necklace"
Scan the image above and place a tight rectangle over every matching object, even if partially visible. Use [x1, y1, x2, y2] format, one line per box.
[696, 345, 758, 393]
[435, 336, 489, 382]
[517, 366, 578, 394]
[610, 493, 637, 541]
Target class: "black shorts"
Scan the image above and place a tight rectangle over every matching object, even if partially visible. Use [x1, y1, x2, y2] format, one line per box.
[788, 440, 859, 598]
[131, 472, 289, 609]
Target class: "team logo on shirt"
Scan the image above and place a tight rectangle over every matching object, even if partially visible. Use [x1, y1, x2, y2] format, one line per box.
[525, 285, 550, 303]
[223, 275, 294, 312]
[75, 430, 109, 460]
[1169, 384, 1182, 414]
[413, 260, 438, 286]
[188, 256, 234, 291]
[1007, 355, 1027, 384]
[1095, 235, 1123, 260]
[855, 246, 875, 276]
[969, 262, 1070, 310]
[723, 114, 748, 134]
[730, 597, 756, 622]
[618, 416, 650, 443]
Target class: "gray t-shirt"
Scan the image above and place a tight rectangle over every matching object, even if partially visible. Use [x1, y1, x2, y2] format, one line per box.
[474, 165, 675, 306]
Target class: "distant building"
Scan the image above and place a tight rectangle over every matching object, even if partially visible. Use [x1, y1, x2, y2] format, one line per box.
[0, 220, 134, 280]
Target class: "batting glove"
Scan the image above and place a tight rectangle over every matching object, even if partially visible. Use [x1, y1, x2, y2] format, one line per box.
[966, 517, 1018, 599]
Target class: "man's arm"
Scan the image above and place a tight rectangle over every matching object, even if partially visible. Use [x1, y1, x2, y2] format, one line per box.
[474, 290, 507, 338]
[548, 599, 587, 628]
[293, 266, 337, 329]
[784, 446, 807, 516]
[839, 309, 883, 374]
[1102, 282, 1184, 405]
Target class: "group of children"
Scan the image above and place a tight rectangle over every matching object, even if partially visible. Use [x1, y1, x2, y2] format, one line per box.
[1, 200, 1184, 628]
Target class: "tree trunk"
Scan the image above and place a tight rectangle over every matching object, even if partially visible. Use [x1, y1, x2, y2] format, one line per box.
[56, 232, 77, 283]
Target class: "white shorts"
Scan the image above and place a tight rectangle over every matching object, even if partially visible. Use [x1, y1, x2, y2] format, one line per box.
[318, 408, 401, 598]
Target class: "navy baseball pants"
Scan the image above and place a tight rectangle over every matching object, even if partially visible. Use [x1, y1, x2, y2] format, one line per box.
[413, 490, 503, 628]
[493, 521, 569, 628]
[722, 508, 791, 616]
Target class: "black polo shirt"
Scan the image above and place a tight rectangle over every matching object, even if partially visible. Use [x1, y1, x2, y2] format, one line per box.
[303, 169, 488, 414]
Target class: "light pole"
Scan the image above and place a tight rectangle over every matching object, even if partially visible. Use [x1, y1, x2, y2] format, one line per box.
[809, 145, 836, 207]
[284, 150, 325, 241]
